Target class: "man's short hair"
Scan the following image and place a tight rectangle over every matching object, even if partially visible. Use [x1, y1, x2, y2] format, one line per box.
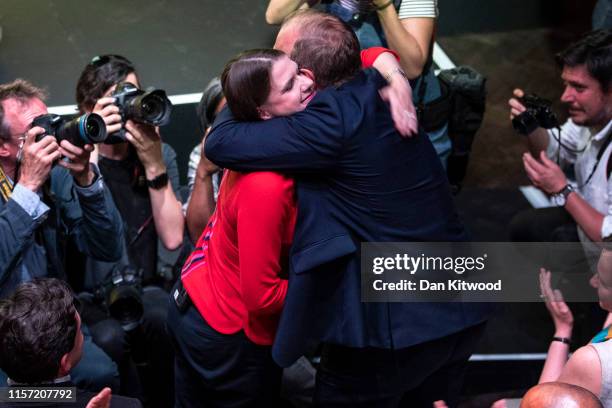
[0, 79, 47, 141]
[0, 278, 78, 384]
[284, 9, 361, 89]
[557, 29, 612, 92]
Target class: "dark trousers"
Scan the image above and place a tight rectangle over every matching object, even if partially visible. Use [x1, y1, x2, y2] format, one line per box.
[509, 206, 579, 243]
[167, 289, 282, 408]
[314, 322, 487, 408]
[509, 206, 593, 295]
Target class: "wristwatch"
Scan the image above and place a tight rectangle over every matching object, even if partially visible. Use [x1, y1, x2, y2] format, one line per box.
[146, 172, 169, 190]
[551, 184, 574, 207]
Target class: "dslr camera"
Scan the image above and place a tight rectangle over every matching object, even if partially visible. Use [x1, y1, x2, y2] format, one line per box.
[94, 265, 144, 332]
[512, 93, 559, 135]
[32, 113, 107, 146]
[106, 82, 172, 144]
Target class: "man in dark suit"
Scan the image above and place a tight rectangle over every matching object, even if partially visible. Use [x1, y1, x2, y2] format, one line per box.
[0, 278, 141, 408]
[206, 10, 491, 407]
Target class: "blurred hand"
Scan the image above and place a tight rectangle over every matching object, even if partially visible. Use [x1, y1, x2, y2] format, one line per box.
[433, 401, 448, 408]
[124, 120, 165, 179]
[85, 387, 111, 408]
[523, 151, 567, 194]
[92, 97, 122, 135]
[379, 78, 419, 138]
[18, 127, 60, 192]
[540, 268, 573, 338]
[58, 140, 95, 186]
[197, 129, 220, 177]
[509, 88, 526, 120]
[490, 399, 508, 408]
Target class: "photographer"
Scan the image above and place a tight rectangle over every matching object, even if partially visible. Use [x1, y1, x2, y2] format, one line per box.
[0, 278, 141, 407]
[0, 79, 123, 391]
[509, 30, 612, 259]
[74, 55, 182, 407]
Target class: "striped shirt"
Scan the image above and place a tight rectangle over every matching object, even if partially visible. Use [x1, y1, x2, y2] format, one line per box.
[335, 0, 438, 19]
[398, 0, 438, 19]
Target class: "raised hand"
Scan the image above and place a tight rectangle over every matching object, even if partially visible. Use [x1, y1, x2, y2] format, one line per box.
[18, 127, 60, 191]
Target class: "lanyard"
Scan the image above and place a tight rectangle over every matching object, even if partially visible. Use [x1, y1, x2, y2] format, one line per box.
[0, 165, 14, 203]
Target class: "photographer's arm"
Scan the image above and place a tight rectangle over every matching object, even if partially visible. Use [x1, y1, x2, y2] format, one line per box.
[509, 88, 550, 156]
[185, 135, 219, 243]
[125, 121, 184, 250]
[0, 128, 56, 280]
[265, 0, 317, 25]
[373, 0, 435, 79]
[523, 151, 605, 241]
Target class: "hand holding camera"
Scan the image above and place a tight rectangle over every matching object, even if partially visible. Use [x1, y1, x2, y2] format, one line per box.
[92, 96, 123, 135]
[509, 88, 559, 135]
[124, 120, 166, 179]
[18, 127, 60, 192]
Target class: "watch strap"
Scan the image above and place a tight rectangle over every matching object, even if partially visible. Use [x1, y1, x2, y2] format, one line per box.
[146, 172, 169, 190]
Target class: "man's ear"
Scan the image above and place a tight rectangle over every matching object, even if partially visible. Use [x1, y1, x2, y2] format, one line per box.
[257, 107, 272, 120]
[0, 139, 11, 158]
[300, 68, 316, 86]
[58, 352, 73, 376]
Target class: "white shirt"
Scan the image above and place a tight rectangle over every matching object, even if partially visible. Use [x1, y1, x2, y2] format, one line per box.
[546, 118, 612, 242]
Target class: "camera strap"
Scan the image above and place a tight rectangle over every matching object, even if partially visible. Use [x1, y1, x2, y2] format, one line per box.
[579, 128, 612, 187]
[0, 165, 14, 203]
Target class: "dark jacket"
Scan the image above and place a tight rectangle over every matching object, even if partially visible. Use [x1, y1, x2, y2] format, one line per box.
[206, 69, 491, 367]
[0, 165, 123, 298]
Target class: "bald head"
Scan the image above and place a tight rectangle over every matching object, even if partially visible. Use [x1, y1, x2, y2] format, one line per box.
[273, 9, 361, 89]
[521, 382, 602, 408]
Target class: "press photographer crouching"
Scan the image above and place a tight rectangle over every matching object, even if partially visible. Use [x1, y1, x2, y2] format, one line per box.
[509, 29, 612, 270]
[73, 55, 184, 407]
[0, 79, 124, 392]
[0, 278, 141, 407]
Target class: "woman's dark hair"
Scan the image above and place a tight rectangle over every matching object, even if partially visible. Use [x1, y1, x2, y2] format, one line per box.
[76, 54, 137, 113]
[221, 49, 285, 121]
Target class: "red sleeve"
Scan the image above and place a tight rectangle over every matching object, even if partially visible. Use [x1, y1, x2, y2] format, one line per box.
[236, 172, 292, 315]
[361, 47, 400, 69]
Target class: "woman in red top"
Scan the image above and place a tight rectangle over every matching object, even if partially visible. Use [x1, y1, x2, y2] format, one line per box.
[169, 49, 314, 408]
[168, 47, 412, 407]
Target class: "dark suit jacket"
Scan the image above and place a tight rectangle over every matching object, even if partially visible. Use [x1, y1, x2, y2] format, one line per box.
[206, 69, 491, 367]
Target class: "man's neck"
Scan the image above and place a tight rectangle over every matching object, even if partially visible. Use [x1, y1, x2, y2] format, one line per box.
[98, 142, 130, 161]
[0, 158, 17, 181]
[590, 116, 612, 136]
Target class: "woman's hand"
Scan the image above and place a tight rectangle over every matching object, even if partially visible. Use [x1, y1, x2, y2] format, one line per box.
[540, 268, 573, 338]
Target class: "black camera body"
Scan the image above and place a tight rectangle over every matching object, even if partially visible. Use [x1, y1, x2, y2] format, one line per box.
[94, 265, 144, 331]
[106, 82, 172, 144]
[512, 94, 559, 135]
[32, 113, 107, 146]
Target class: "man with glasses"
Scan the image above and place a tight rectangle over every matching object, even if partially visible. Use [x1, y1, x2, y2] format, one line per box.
[0, 79, 123, 392]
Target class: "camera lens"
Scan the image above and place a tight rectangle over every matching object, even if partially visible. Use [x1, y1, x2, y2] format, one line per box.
[141, 94, 164, 122]
[78, 113, 107, 144]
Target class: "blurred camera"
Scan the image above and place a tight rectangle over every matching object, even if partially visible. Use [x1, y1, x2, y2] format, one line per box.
[32, 113, 107, 146]
[106, 82, 172, 144]
[94, 265, 144, 332]
[512, 93, 559, 135]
